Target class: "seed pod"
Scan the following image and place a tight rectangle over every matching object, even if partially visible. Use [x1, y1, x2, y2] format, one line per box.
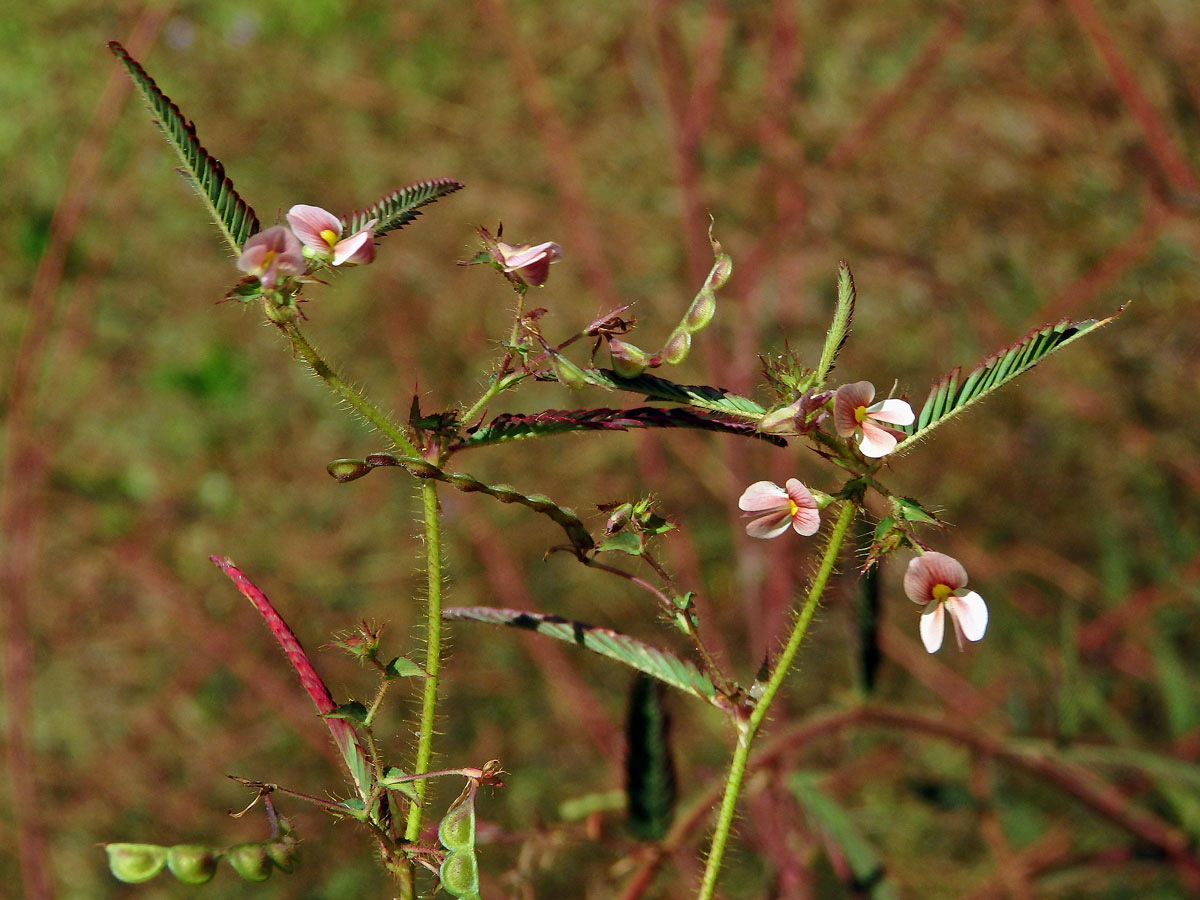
[105, 843, 168, 883]
[439, 851, 481, 900]
[167, 844, 219, 885]
[681, 289, 716, 333]
[327, 458, 371, 483]
[550, 352, 589, 391]
[657, 330, 691, 367]
[226, 842, 273, 882]
[438, 787, 477, 853]
[607, 339, 649, 378]
[265, 838, 296, 874]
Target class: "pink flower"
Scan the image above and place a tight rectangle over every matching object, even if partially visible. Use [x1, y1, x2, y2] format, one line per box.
[903, 552, 988, 653]
[738, 479, 820, 539]
[286, 204, 377, 266]
[236, 226, 305, 287]
[495, 240, 562, 287]
[834, 381, 914, 458]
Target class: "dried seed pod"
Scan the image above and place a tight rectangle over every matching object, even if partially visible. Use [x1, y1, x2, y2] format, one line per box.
[105, 843, 168, 883]
[167, 844, 219, 885]
[226, 842, 273, 882]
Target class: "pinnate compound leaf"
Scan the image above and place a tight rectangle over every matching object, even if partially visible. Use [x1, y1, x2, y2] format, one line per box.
[340, 178, 465, 237]
[457, 406, 785, 448]
[588, 369, 769, 420]
[625, 674, 677, 841]
[443, 607, 721, 706]
[896, 311, 1120, 452]
[108, 42, 259, 252]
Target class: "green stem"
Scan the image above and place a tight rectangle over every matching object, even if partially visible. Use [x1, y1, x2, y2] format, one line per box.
[405, 480, 444, 842]
[695, 500, 857, 900]
[282, 322, 420, 458]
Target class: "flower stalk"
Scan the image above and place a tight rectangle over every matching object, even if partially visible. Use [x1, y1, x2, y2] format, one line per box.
[695, 500, 857, 900]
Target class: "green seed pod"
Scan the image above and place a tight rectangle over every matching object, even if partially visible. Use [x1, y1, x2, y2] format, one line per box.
[607, 339, 649, 378]
[265, 838, 296, 874]
[658, 330, 691, 367]
[438, 789, 477, 853]
[550, 352, 589, 391]
[681, 289, 716, 333]
[105, 843, 168, 883]
[327, 458, 371, 483]
[226, 842, 273, 882]
[167, 844, 219, 885]
[439, 851, 481, 900]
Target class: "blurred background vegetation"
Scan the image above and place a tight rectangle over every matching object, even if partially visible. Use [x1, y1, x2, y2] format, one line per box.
[4, 1, 1200, 898]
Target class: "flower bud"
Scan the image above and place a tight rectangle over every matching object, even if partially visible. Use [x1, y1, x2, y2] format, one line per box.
[608, 339, 649, 378]
[105, 843, 168, 883]
[167, 844, 219, 885]
[226, 843, 273, 882]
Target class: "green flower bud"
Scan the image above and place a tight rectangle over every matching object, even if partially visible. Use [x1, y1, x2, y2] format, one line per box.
[105, 843, 168, 883]
[226, 842, 273, 882]
[167, 844, 219, 885]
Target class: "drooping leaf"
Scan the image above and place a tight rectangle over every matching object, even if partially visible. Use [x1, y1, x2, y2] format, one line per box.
[209, 558, 373, 805]
[385, 655, 429, 679]
[895, 311, 1120, 452]
[456, 406, 785, 448]
[323, 701, 369, 725]
[789, 771, 900, 900]
[108, 42, 259, 252]
[625, 674, 677, 841]
[443, 607, 721, 707]
[340, 178, 465, 237]
[360, 455, 595, 557]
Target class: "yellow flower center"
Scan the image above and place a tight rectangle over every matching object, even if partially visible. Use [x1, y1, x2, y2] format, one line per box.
[260, 249, 277, 269]
[320, 228, 339, 249]
[787, 499, 799, 516]
[931, 583, 952, 603]
[854, 405, 868, 424]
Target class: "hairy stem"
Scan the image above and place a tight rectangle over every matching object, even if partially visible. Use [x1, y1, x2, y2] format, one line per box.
[405, 481, 444, 842]
[695, 500, 856, 900]
[282, 322, 420, 458]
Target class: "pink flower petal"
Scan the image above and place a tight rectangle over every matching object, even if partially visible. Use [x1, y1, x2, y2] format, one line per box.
[947, 591, 988, 643]
[919, 603, 945, 653]
[738, 481, 788, 513]
[236, 226, 305, 287]
[286, 204, 343, 253]
[833, 381, 875, 437]
[857, 419, 901, 457]
[868, 398, 914, 427]
[784, 478, 821, 535]
[903, 552, 969, 605]
[745, 510, 793, 539]
[332, 221, 377, 266]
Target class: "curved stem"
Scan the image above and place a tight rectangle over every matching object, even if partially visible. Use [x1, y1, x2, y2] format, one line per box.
[282, 322, 420, 458]
[695, 500, 857, 900]
[405, 480, 444, 841]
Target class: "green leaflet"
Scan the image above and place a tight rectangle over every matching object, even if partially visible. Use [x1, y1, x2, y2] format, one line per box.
[108, 42, 259, 252]
[895, 310, 1120, 453]
[625, 674, 677, 841]
[443, 607, 721, 707]
[340, 178, 465, 237]
[587, 369, 767, 419]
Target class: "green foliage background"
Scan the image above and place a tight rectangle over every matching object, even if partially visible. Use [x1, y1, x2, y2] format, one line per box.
[4, 2, 1200, 898]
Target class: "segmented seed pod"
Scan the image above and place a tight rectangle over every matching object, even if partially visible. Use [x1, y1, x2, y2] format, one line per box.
[550, 352, 589, 391]
[105, 843, 168, 883]
[266, 838, 297, 874]
[438, 789, 477, 853]
[226, 842, 273, 882]
[327, 458, 371, 482]
[607, 339, 649, 378]
[658, 330, 691, 366]
[167, 844, 219, 885]
[681, 288, 716, 333]
[439, 851, 481, 900]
